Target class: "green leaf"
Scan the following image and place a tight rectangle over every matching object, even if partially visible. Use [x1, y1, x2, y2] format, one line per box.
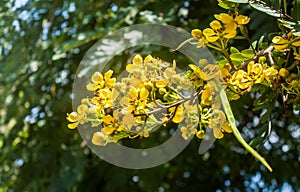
[230, 46, 240, 54]
[230, 53, 247, 61]
[249, 136, 264, 148]
[217, 0, 238, 9]
[249, 0, 282, 17]
[241, 49, 255, 58]
[292, 0, 300, 21]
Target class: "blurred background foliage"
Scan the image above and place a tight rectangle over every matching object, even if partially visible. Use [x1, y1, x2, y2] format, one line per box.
[0, 0, 299, 191]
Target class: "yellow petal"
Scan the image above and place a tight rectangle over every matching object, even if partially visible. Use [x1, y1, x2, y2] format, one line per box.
[111, 88, 119, 101]
[122, 114, 135, 129]
[203, 28, 219, 42]
[126, 64, 135, 73]
[222, 122, 232, 133]
[66, 112, 78, 122]
[213, 128, 224, 139]
[129, 89, 139, 99]
[102, 126, 115, 135]
[274, 44, 289, 50]
[144, 55, 153, 63]
[292, 39, 300, 47]
[189, 64, 206, 79]
[235, 15, 250, 25]
[172, 105, 184, 123]
[201, 88, 211, 105]
[139, 87, 149, 100]
[272, 36, 289, 50]
[68, 122, 78, 129]
[91, 132, 107, 146]
[77, 104, 88, 114]
[191, 29, 202, 39]
[99, 88, 111, 99]
[133, 54, 143, 64]
[104, 70, 114, 80]
[224, 29, 236, 39]
[103, 115, 114, 124]
[210, 20, 222, 30]
[91, 72, 103, 83]
[86, 83, 96, 91]
[214, 13, 233, 24]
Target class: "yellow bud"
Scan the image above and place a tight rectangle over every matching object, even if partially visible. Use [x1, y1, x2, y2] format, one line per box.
[133, 54, 143, 64]
[196, 130, 205, 139]
[279, 68, 289, 78]
[144, 55, 153, 63]
[158, 87, 167, 95]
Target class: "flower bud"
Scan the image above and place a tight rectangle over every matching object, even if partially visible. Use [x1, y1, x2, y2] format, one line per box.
[279, 68, 289, 78]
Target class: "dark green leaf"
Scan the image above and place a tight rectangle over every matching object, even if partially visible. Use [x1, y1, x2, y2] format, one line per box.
[249, 0, 282, 17]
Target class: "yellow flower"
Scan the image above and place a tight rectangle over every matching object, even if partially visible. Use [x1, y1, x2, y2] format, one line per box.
[209, 109, 232, 139]
[126, 54, 144, 73]
[144, 55, 153, 63]
[231, 70, 253, 90]
[191, 29, 202, 39]
[101, 115, 117, 135]
[272, 32, 300, 51]
[272, 36, 289, 50]
[66, 104, 88, 129]
[203, 20, 236, 42]
[260, 66, 278, 83]
[86, 70, 116, 91]
[214, 13, 250, 27]
[180, 125, 197, 140]
[247, 61, 263, 79]
[191, 29, 208, 47]
[234, 15, 250, 25]
[214, 13, 234, 25]
[66, 112, 79, 129]
[104, 70, 116, 89]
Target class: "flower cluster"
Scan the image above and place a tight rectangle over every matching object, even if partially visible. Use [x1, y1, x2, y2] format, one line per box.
[67, 55, 234, 145]
[221, 61, 279, 100]
[191, 13, 250, 47]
